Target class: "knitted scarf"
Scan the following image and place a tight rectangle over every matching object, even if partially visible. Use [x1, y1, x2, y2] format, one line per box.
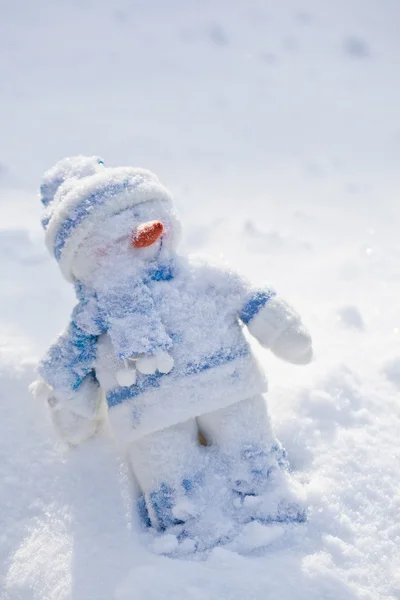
[73, 261, 174, 360]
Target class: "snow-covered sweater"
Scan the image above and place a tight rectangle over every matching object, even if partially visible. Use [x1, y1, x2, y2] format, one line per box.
[39, 255, 301, 442]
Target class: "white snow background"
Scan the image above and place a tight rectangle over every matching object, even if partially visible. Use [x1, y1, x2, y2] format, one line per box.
[1, 0, 400, 598]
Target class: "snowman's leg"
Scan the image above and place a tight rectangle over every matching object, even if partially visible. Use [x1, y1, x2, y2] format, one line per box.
[197, 395, 288, 496]
[128, 419, 204, 531]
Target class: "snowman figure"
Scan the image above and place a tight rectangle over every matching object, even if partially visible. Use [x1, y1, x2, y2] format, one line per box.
[32, 156, 312, 547]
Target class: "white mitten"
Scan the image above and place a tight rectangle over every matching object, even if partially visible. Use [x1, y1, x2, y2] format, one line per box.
[271, 323, 313, 364]
[51, 404, 100, 446]
[246, 296, 313, 365]
[30, 377, 103, 446]
[29, 378, 54, 403]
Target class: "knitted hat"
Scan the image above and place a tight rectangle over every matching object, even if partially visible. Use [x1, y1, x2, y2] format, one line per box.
[40, 156, 174, 282]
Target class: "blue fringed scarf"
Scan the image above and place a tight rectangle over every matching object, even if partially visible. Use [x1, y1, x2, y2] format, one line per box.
[73, 261, 175, 360]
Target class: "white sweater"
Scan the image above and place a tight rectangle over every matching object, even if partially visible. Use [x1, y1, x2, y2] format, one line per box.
[39, 255, 311, 442]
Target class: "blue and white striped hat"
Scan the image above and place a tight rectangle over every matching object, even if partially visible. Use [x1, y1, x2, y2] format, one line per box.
[40, 156, 174, 282]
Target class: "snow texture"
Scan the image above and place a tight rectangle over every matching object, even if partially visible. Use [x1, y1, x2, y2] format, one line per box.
[1, 0, 400, 598]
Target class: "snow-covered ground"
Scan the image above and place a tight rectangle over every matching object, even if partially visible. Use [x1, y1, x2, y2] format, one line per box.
[1, 1, 400, 598]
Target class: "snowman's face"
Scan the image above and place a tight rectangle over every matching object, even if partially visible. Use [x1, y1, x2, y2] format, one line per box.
[71, 200, 180, 283]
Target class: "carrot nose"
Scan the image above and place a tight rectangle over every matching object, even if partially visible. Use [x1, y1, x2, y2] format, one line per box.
[131, 220, 164, 248]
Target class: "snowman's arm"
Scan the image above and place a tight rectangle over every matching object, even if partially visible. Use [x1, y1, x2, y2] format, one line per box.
[38, 320, 99, 401]
[32, 319, 104, 445]
[28, 313, 107, 448]
[239, 289, 313, 364]
[37, 291, 107, 400]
